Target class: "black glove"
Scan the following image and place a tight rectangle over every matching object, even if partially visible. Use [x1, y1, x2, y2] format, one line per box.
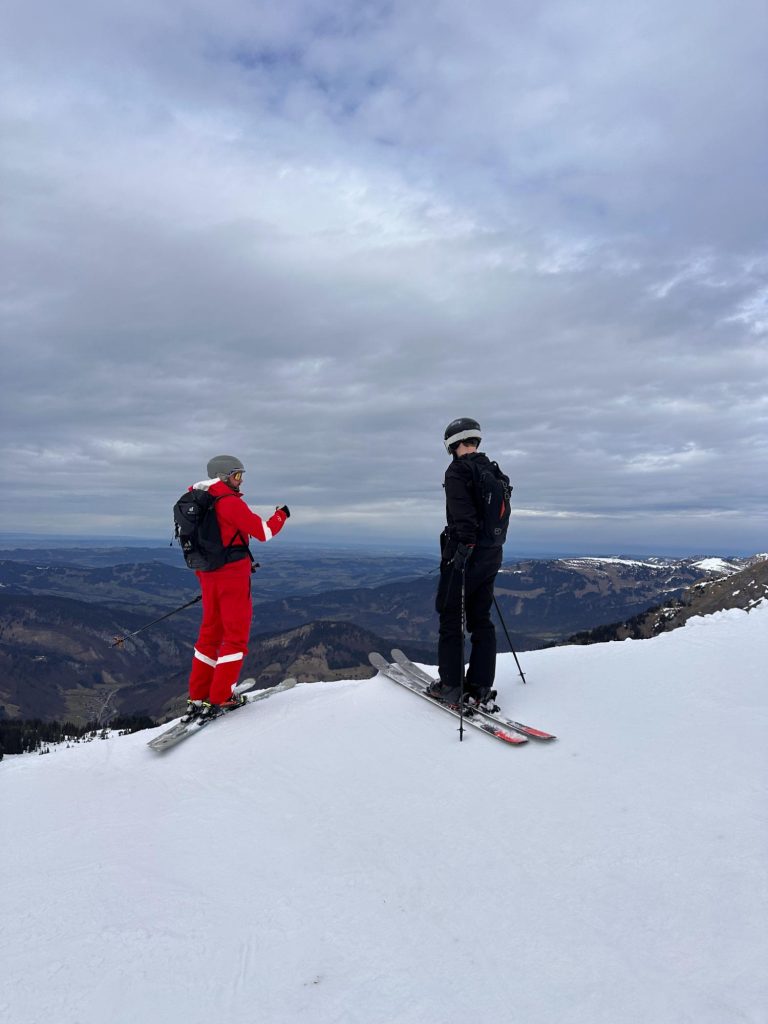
[451, 542, 474, 570]
[277, 505, 291, 519]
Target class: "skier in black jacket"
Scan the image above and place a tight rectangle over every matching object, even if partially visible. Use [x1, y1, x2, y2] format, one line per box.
[427, 417, 505, 707]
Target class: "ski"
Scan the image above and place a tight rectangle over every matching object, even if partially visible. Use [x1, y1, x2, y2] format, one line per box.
[391, 649, 556, 741]
[369, 652, 528, 745]
[147, 677, 297, 753]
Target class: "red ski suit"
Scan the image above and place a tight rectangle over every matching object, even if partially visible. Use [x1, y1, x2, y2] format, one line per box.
[187, 480, 287, 704]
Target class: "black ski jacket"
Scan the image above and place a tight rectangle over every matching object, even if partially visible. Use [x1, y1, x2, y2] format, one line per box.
[441, 451, 494, 552]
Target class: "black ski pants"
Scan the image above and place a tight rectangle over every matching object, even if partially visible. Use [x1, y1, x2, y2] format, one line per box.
[436, 546, 503, 699]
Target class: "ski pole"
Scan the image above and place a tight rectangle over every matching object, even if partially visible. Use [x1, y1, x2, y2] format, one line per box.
[492, 595, 527, 684]
[111, 595, 202, 647]
[459, 564, 467, 742]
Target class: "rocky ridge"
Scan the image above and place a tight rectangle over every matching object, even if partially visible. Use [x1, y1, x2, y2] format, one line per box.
[566, 555, 768, 644]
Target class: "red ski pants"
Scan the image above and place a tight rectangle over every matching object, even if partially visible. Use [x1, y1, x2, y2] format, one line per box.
[188, 561, 252, 704]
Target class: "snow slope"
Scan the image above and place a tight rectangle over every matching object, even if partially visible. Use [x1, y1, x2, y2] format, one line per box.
[2, 605, 767, 1024]
[691, 557, 742, 574]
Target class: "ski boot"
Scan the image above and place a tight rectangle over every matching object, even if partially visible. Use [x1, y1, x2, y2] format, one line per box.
[425, 678, 463, 710]
[215, 691, 249, 712]
[465, 689, 500, 714]
[182, 699, 206, 722]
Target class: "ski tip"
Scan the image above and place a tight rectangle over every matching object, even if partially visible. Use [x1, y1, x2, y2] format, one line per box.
[495, 729, 528, 745]
[244, 676, 298, 700]
[243, 675, 297, 689]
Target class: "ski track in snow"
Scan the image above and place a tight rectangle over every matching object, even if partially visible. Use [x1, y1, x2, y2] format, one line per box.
[2, 605, 767, 1024]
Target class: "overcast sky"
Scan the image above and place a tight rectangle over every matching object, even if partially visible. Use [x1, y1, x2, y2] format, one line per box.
[2, 0, 767, 555]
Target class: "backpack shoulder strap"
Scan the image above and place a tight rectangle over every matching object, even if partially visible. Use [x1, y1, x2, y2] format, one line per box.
[209, 491, 254, 563]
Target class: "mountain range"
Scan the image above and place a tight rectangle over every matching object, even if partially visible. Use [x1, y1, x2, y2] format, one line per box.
[0, 547, 759, 723]
[566, 554, 768, 644]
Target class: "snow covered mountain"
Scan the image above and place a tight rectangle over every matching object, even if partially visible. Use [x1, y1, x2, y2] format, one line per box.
[2, 602, 766, 1024]
[568, 554, 768, 644]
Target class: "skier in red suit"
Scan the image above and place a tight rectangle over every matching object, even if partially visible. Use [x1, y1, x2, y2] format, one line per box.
[187, 454, 289, 712]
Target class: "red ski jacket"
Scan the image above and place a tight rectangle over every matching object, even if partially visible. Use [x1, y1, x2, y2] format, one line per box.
[191, 479, 287, 549]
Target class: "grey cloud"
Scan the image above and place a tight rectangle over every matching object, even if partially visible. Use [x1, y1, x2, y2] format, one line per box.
[1, 0, 766, 553]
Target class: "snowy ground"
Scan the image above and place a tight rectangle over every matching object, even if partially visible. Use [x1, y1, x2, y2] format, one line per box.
[2, 605, 767, 1024]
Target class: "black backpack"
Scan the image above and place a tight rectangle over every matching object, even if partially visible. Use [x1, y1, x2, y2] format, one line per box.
[173, 490, 249, 571]
[469, 456, 513, 546]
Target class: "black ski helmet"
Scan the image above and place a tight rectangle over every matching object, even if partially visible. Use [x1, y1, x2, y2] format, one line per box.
[443, 417, 482, 454]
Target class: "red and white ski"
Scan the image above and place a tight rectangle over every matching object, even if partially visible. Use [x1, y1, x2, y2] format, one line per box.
[369, 653, 528, 745]
[390, 649, 556, 741]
